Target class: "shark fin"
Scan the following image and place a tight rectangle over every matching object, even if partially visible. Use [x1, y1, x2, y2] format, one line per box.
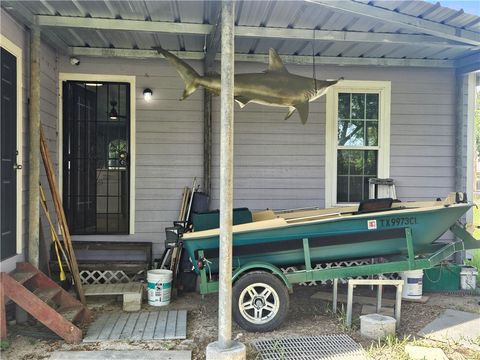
[295, 102, 309, 125]
[267, 48, 288, 73]
[153, 46, 201, 101]
[284, 107, 296, 121]
[235, 96, 251, 108]
[181, 84, 198, 100]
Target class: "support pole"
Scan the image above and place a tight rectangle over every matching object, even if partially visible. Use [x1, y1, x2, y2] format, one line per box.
[206, 1, 245, 359]
[332, 278, 338, 313]
[28, 25, 41, 267]
[346, 282, 354, 327]
[395, 284, 403, 325]
[218, 0, 235, 348]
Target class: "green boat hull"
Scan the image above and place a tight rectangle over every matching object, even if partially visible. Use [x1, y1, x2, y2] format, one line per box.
[183, 204, 472, 274]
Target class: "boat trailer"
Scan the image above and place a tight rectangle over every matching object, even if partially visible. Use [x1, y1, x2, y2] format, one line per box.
[194, 222, 479, 331]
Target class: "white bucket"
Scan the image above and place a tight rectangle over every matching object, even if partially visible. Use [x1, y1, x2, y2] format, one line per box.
[460, 266, 478, 290]
[401, 269, 423, 299]
[147, 269, 173, 306]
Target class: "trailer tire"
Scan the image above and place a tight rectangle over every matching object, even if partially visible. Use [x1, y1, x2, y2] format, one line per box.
[232, 271, 289, 332]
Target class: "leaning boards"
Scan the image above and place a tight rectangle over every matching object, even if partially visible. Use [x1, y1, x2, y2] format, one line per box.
[40, 127, 86, 304]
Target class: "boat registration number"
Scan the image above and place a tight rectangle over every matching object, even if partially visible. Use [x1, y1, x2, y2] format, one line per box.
[380, 217, 417, 227]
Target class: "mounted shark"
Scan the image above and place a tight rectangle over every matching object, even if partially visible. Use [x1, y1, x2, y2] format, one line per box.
[154, 47, 342, 124]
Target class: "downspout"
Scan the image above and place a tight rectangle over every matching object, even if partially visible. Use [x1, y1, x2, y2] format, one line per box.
[203, 86, 212, 201]
[28, 24, 41, 267]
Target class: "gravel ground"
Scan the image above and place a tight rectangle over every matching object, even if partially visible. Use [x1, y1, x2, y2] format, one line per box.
[1, 285, 479, 360]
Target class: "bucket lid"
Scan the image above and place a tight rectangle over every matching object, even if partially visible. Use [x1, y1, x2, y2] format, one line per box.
[148, 269, 173, 275]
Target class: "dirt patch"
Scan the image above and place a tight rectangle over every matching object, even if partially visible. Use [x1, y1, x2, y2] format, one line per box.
[1, 285, 479, 359]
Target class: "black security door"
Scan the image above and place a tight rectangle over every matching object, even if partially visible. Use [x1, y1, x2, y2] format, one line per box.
[63, 82, 130, 235]
[1, 47, 18, 260]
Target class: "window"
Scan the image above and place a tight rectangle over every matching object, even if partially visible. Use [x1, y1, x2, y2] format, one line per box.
[325, 81, 391, 207]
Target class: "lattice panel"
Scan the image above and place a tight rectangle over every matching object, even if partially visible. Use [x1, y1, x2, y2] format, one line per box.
[281, 259, 399, 286]
[80, 270, 131, 285]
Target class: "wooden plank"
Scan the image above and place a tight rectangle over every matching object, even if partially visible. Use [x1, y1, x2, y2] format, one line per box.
[40, 128, 85, 305]
[131, 312, 149, 341]
[0, 277, 6, 340]
[109, 313, 129, 340]
[153, 311, 168, 339]
[142, 312, 159, 340]
[1, 273, 82, 344]
[175, 310, 187, 339]
[164, 310, 178, 339]
[83, 313, 110, 342]
[84, 283, 143, 296]
[120, 312, 140, 339]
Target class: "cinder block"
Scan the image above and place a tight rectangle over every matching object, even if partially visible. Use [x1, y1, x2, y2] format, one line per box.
[360, 314, 396, 340]
[123, 293, 142, 312]
[361, 305, 394, 317]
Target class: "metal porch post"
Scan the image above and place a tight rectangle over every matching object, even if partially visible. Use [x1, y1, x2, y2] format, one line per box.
[206, 1, 246, 359]
[28, 24, 41, 267]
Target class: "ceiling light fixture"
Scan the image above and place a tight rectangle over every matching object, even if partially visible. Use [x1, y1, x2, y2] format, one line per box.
[109, 100, 118, 120]
[143, 88, 153, 102]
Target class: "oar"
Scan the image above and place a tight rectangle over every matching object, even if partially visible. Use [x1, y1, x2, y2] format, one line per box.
[39, 184, 72, 285]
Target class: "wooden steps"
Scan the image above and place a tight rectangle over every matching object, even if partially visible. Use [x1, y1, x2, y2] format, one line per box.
[1, 262, 92, 344]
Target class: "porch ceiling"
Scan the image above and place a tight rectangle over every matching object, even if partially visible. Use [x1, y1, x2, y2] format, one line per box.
[2, 0, 479, 71]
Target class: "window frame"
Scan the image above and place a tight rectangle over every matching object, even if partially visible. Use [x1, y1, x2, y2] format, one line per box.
[325, 80, 391, 207]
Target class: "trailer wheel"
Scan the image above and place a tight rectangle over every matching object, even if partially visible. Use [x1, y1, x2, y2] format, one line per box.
[232, 271, 289, 332]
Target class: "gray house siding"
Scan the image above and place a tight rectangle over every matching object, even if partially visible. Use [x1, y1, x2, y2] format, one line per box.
[209, 64, 456, 210]
[0, 9, 58, 272]
[57, 56, 458, 258]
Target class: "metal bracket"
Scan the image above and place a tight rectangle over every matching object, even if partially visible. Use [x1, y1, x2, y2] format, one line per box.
[450, 222, 480, 250]
[405, 227, 415, 269]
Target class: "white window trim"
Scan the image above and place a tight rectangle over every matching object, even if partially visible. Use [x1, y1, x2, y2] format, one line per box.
[1, 34, 24, 254]
[58, 73, 136, 234]
[325, 80, 391, 208]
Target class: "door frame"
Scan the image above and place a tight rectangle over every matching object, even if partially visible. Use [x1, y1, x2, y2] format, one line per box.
[58, 73, 136, 234]
[0, 34, 23, 255]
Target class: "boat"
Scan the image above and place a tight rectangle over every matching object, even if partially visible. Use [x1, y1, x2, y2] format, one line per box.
[180, 193, 473, 274]
[168, 192, 477, 332]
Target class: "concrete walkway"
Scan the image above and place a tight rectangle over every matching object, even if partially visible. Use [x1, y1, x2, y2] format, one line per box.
[418, 309, 480, 350]
[49, 350, 191, 360]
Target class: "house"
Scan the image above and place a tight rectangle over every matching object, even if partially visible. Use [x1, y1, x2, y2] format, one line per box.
[1, 0, 478, 276]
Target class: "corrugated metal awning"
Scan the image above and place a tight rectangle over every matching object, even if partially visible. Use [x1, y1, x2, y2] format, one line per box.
[2, 0, 479, 70]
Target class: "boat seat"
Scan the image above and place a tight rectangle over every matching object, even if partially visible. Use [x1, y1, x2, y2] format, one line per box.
[356, 198, 394, 214]
[192, 207, 252, 231]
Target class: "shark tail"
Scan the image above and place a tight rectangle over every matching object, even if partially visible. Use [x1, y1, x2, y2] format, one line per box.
[154, 46, 201, 100]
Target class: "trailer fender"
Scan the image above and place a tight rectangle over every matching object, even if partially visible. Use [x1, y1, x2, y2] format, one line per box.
[232, 262, 293, 293]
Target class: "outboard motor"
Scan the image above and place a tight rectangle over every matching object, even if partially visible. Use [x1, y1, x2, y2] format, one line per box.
[455, 192, 468, 204]
[165, 222, 185, 249]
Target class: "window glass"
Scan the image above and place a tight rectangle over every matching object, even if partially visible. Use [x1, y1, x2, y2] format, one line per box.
[336, 92, 380, 203]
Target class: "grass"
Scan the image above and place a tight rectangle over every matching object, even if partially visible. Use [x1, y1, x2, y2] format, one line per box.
[0, 340, 10, 351]
[366, 335, 410, 360]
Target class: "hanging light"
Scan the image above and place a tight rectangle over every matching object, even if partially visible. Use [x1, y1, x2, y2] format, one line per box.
[143, 88, 153, 102]
[109, 100, 118, 120]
